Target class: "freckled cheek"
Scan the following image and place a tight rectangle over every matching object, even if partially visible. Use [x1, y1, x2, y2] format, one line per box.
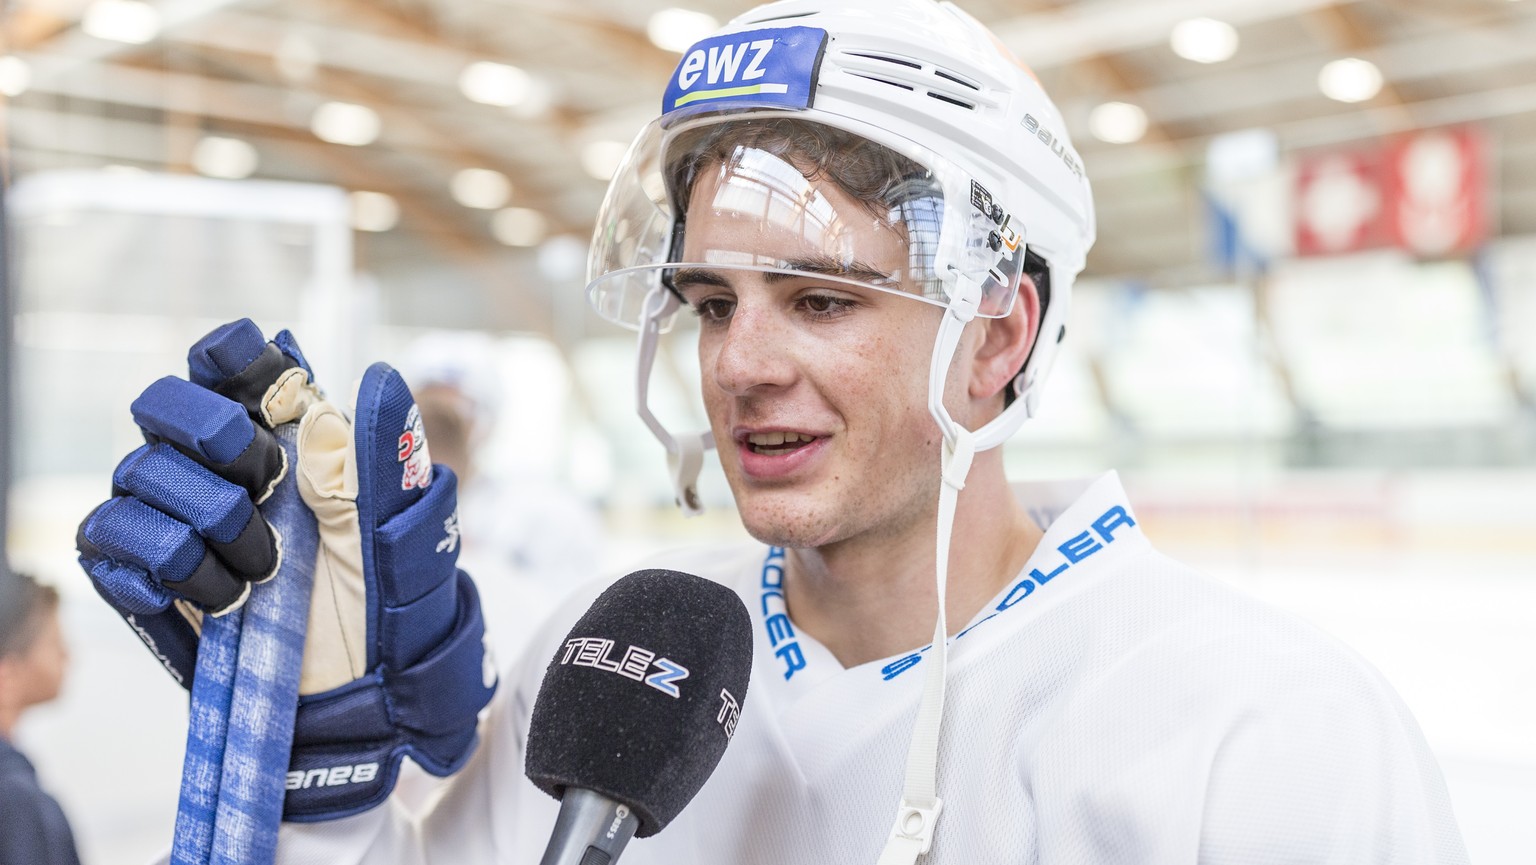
[824, 333, 928, 441]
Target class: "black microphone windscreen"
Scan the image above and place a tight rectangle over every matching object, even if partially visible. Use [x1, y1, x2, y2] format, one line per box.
[525, 569, 753, 838]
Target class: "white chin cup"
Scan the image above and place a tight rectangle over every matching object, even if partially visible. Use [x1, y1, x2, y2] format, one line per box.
[635, 283, 714, 516]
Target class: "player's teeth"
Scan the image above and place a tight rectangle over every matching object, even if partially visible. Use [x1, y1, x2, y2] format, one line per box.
[747, 431, 820, 450]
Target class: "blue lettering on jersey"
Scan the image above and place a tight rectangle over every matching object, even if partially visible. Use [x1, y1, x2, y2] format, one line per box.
[662, 26, 828, 122]
[880, 504, 1138, 680]
[760, 546, 807, 680]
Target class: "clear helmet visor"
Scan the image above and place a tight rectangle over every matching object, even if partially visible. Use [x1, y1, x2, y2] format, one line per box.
[587, 113, 1028, 331]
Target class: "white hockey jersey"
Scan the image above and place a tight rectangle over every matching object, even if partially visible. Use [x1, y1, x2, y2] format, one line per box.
[280, 472, 1468, 864]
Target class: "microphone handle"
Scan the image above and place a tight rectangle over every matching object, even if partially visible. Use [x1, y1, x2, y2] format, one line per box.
[539, 787, 642, 865]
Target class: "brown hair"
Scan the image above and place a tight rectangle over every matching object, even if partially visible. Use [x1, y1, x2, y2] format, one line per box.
[667, 117, 931, 218]
[0, 572, 61, 660]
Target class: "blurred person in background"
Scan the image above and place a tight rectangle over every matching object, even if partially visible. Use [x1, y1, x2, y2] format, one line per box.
[402, 332, 606, 667]
[0, 570, 80, 865]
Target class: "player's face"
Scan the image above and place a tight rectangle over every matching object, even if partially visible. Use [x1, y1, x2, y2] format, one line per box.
[9, 610, 70, 708]
[675, 166, 949, 549]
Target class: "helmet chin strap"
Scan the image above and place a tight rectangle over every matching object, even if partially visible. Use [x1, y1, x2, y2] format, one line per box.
[636, 284, 714, 516]
[879, 279, 988, 864]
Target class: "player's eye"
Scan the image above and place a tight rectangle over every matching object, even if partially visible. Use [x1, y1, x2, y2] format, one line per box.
[691, 297, 735, 324]
[798, 293, 857, 321]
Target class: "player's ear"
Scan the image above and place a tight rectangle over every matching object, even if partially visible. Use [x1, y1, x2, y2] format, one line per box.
[968, 275, 1041, 402]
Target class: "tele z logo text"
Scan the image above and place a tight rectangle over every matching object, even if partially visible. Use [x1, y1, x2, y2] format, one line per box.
[716, 688, 741, 740]
[561, 637, 690, 698]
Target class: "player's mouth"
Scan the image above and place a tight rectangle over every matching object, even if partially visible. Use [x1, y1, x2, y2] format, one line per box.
[744, 430, 821, 455]
[734, 429, 829, 480]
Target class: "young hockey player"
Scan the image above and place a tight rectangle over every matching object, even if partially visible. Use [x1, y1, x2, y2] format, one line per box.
[79, 2, 1468, 862]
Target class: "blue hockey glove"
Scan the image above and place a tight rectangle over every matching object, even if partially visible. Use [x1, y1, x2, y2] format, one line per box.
[77, 320, 498, 821]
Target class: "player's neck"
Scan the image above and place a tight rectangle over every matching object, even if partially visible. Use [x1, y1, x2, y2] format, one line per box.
[784, 452, 1042, 669]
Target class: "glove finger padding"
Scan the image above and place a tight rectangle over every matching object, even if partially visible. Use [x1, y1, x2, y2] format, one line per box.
[132, 376, 289, 504]
[77, 325, 311, 687]
[111, 444, 277, 581]
[282, 362, 497, 821]
[79, 381, 290, 618]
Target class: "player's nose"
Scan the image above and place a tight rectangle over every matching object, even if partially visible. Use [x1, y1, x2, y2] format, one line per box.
[711, 301, 796, 396]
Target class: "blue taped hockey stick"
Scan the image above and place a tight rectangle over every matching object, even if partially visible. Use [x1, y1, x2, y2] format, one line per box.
[171, 422, 317, 865]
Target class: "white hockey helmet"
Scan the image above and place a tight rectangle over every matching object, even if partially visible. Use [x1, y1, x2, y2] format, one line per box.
[586, 0, 1095, 512]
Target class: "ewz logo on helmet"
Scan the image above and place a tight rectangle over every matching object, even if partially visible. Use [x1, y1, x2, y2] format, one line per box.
[675, 39, 777, 91]
[880, 504, 1137, 680]
[664, 26, 826, 113]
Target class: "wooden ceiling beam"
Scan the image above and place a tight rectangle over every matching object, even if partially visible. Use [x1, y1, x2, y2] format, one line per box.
[3, 5, 74, 53]
[229, 113, 564, 347]
[9, 49, 595, 239]
[173, 43, 572, 215]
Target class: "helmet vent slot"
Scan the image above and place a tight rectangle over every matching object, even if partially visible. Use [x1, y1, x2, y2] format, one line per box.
[741, 10, 816, 23]
[837, 50, 983, 110]
[846, 71, 915, 92]
[934, 69, 980, 91]
[926, 91, 976, 110]
[846, 51, 921, 70]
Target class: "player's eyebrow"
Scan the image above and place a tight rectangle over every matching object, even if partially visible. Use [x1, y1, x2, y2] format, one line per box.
[670, 257, 896, 292]
[669, 268, 731, 292]
[764, 256, 895, 286]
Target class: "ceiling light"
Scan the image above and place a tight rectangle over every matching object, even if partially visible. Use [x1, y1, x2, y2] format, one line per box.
[450, 168, 512, 210]
[81, 0, 161, 45]
[312, 102, 381, 146]
[192, 136, 258, 180]
[1088, 101, 1148, 144]
[349, 191, 399, 232]
[276, 34, 320, 83]
[647, 8, 719, 53]
[492, 207, 548, 247]
[581, 140, 629, 181]
[0, 56, 31, 97]
[1170, 18, 1238, 64]
[460, 61, 533, 108]
[1318, 58, 1383, 103]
